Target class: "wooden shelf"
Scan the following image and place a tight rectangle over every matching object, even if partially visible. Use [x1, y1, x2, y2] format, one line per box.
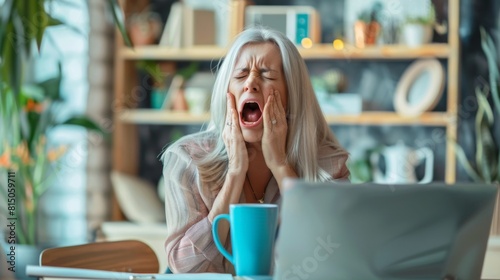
[118, 109, 452, 126]
[324, 112, 452, 125]
[120, 46, 227, 60]
[112, 0, 463, 224]
[299, 43, 451, 60]
[120, 43, 450, 61]
[118, 109, 211, 125]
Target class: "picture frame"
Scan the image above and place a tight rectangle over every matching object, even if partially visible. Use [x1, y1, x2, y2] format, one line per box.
[393, 58, 445, 117]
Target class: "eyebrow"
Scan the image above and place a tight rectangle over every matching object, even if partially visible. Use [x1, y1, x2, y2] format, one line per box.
[234, 67, 277, 74]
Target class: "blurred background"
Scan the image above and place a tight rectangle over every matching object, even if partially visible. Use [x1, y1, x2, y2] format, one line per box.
[1, 0, 499, 277]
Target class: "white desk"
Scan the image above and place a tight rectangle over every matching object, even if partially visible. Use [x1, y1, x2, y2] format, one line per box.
[482, 236, 500, 280]
[30, 236, 500, 280]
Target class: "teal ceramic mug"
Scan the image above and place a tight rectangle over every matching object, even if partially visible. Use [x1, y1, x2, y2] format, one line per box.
[212, 204, 279, 276]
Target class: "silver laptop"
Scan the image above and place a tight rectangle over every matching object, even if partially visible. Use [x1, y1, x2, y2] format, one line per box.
[274, 182, 498, 280]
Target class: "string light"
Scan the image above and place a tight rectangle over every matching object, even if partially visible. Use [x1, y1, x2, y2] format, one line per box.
[333, 39, 344, 50]
[301, 37, 313, 49]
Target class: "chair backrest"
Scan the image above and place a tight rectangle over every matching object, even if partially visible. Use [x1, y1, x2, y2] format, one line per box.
[40, 240, 159, 273]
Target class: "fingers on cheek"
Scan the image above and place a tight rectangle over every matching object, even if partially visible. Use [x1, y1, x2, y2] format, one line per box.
[223, 128, 231, 141]
[231, 109, 238, 125]
[268, 98, 273, 116]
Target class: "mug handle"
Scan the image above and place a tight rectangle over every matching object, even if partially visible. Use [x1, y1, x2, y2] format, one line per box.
[416, 147, 434, 184]
[212, 214, 234, 264]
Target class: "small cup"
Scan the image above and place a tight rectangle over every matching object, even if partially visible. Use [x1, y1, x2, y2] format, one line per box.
[184, 87, 210, 115]
[212, 204, 279, 276]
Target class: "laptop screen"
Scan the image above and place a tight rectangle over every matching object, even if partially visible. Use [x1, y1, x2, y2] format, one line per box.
[274, 182, 498, 280]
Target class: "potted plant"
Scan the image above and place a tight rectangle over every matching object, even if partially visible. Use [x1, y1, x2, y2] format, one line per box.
[353, 2, 383, 48]
[135, 61, 201, 111]
[402, 3, 436, 47]
[451, 28, 500, 235]
[0, 0, 130, 277]
[136, 61, 172, 109]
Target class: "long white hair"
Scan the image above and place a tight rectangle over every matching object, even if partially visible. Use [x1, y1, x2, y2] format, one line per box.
[167, 27, 346, 186]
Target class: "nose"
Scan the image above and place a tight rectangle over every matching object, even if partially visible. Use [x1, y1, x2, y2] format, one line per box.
[244, 74, 260, 93]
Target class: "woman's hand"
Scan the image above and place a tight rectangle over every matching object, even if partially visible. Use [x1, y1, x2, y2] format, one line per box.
[262, 90, 289, 171]
[262, 90, 298, 189]
[222, 93, 248, 175]
[210, 93, 248, 237]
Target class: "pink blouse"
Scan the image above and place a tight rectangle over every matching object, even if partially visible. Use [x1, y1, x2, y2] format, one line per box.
[161, 140, 349, 273]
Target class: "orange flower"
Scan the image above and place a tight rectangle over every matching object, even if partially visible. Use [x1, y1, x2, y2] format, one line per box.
[24, 99, 44, 113]
[36, 136, 46, 155]
[0, 150, 12, 168]
[24, 181, 34, 213]
[16, 142, 32, 165]
[47, 145, 67, 162]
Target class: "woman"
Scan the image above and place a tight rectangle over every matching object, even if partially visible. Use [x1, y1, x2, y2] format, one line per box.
[161, 27, 349, 274]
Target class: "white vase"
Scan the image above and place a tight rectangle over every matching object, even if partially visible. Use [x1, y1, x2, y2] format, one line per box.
[402, 24, 433, 47]
[0, 240, 45, 280]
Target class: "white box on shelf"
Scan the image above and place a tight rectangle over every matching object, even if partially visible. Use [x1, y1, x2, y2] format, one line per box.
[320, 93, 363, 115]
[245, 6, 321, 45]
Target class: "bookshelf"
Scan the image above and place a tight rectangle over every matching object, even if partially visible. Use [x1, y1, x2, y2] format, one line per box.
[112, 0, 461, 220]
[118, 110, 452, 127]
[119, 43, 451, 60]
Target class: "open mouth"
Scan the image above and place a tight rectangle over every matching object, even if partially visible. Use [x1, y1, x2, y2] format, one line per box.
[241, 101, 262, 124]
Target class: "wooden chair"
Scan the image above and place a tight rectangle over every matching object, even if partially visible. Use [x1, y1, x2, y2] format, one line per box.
[40, 240, 159, 273]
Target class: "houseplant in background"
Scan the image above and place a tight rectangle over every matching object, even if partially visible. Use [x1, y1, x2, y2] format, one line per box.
[402, 3, 436, 47]
[452, 28, 500, 234]
[353, 1, 383, 48]
[0, 0, 130, 277]
[0, 68, 105, 246]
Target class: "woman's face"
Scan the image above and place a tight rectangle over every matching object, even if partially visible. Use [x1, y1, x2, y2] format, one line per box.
[228, 42, 288, 143]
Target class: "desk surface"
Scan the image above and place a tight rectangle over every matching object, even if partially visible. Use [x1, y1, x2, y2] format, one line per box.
[39, 276, 237, 280]
[39, 277, 496, 280]
[30, 236, 500, 280]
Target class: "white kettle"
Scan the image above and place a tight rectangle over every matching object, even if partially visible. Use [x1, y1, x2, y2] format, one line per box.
[370, 141, 434, 184]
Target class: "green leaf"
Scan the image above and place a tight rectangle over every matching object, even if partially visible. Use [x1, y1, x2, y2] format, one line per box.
[20, 85, 45, 101]
[477, 91, 498, 182]
[474, 92, 487, 180]
[60, 116, 106, 135]
[481, 27, 498, 65]
[480, 27, 500, 115]
[27, 111, 43, 148]
[449, 139, 482, 182]
[479, 121, 495, 183]
[177, 62, 200, 80]
[34, 1, 50, 51]
[0, 86, 7, 138]
[2, 21, 22, 96]
[0, 0, 15, 56]
[473, 88, 498, 183]
[108, 0, 133, 48]
[1, 85, 21, 144]
[47, 15, 64, 27]
[0, 180, 8, 213]
[476, 87, 494, 126]
[20, 0, 36, 53]
[38, 76, 62, 101]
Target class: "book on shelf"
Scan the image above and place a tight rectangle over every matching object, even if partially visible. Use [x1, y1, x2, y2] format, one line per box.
[159, 2, 183, 48]
[159, 2, 216, 48]
[162, 74, 185, 110]
[183, 6, 216, 47]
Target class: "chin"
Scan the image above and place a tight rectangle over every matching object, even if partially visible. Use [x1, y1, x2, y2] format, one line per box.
[242, 129, 263, 144]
